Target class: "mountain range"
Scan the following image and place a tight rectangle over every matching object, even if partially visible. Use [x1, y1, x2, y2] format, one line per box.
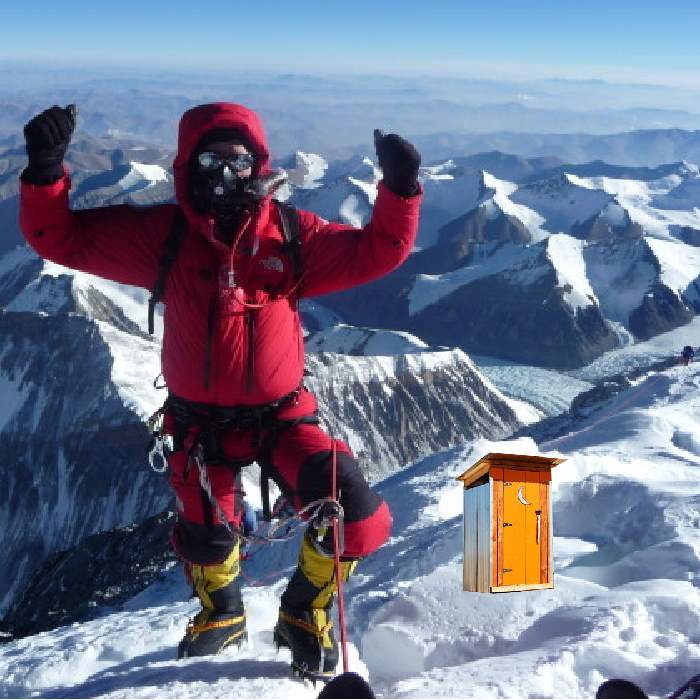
[1, 130, 700, 621]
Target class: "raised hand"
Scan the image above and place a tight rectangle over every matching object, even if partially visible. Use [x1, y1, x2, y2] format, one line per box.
[22, 104, 76, 185]
[373, 128, 421, 197]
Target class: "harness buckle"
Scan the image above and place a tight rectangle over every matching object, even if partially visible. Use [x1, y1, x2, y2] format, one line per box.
[312, 500, 345, 555]
[147, 406, 172, 473]
[148, 434, 173, 473]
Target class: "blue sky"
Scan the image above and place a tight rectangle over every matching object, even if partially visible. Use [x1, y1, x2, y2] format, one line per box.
[3, 0, 700, 86]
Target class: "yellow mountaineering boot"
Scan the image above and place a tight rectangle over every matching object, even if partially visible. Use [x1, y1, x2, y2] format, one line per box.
[273, 530, 358, 681]
[177, 543, 247, 658]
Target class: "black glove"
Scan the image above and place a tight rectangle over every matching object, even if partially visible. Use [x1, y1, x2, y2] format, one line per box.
[22, 104, 76, 185]
[374, 129, 421, 197]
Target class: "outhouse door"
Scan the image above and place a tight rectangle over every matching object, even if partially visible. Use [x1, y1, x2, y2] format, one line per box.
[494, 468, 551, 589]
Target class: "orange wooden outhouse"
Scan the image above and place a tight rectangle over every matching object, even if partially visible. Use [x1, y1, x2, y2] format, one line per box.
[456, 453, 565, 593]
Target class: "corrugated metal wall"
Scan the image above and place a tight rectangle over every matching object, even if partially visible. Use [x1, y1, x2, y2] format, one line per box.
[463, 482, 491, 592]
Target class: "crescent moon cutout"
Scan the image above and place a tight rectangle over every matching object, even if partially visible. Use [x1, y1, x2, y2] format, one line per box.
[517, 487, 530, 506]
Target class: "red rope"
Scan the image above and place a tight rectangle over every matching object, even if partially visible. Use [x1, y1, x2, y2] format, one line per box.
[331, 439, 350, 673]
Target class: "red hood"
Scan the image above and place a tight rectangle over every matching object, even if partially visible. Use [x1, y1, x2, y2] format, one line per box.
[172, 103, 272, 232]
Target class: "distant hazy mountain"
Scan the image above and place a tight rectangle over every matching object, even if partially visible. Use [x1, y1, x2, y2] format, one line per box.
[415, 129, 700, 168]
[3, 66, 700, 164]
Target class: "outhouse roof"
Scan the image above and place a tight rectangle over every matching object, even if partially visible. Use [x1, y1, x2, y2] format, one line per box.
[456, 452, 566, 489]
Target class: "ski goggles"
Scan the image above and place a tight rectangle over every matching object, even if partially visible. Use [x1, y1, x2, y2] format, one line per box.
[197, 151, 255, 173]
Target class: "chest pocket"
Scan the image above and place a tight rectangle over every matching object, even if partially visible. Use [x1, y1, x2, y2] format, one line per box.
[251, 243, 296, 297]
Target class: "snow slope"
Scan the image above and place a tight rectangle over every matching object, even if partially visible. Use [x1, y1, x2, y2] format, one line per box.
[3, 354, 700, 697]
[511, 172, 612, 233]
[572, 165, 700, 242]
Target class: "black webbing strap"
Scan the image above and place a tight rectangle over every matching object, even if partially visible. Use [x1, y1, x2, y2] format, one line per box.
[275, 201, 302, 282]
[258, 414, 320, 521]
[148, 208, 187, 335]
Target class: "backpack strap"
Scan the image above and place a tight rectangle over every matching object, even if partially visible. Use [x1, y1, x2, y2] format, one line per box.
[148, 208, 187, 335]
[275, 200, 302, 283]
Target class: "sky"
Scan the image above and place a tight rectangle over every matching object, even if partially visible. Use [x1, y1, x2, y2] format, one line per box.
[2, 0, 700, 87]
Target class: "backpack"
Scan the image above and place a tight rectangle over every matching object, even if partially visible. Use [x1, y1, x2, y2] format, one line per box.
[147, 201, 302, 335]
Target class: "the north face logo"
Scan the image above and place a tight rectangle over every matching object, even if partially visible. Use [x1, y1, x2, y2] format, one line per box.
[261, 256, 284, 272]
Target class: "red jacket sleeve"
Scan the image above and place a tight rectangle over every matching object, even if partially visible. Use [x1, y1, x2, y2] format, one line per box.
[297, 182, 421, 298]
[19, 173, 172, 289]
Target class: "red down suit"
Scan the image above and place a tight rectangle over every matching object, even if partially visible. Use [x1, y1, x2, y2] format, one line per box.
[20, 102, 422, 563]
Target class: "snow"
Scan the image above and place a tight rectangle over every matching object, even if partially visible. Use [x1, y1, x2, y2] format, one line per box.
[512, 173, 612, 234]
[546, 234, 597, 311]
[583, 241, 658, 327]
[298, 299, 343, 336]
[286, 152, 328, 190]
[654, 172, 700, 211]
[0, 353, 28, 433]
[305, 324, 428, 356]
[4, 353, 700, 696]
[573, 170, 700, 242]
[0, 245, 35, 280]
[417, 167, 483, 249]
[5, 272, 72, 315]
[645, 237, 700, 304]
[116, 162, 169, 191]
[96, 321, 163, 420]
[339, 193, 368, 229]
[480, 171, 548, 242]
[408, 243, 545, 317]
[6, 152, 700, 699]
[571, 313, 700, 382]
[472, 355, 593, 417]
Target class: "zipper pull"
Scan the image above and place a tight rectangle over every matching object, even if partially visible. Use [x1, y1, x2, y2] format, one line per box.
[227, 270, 236, 288]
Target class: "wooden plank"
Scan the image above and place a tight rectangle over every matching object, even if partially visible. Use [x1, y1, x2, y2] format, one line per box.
[456, 461, 492, 489]
[539, 473, 550, 585]
[492, 471, 503, 588]
[524, 474, 541, 586]
[503, 468, 526, 587]
[490, 583, 554, 593]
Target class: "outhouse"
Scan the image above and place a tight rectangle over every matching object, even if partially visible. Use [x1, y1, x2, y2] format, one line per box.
[456, 453, 565, 593]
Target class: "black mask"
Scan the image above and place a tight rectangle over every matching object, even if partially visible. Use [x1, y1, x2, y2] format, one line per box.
[189, 164, 256, 221]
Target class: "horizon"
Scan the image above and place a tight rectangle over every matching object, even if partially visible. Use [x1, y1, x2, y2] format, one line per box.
[3, 0, 700, 90]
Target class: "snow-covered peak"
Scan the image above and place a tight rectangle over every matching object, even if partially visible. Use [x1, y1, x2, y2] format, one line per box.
[416, 168, 484, 249]
[476, 170, 547, 241]
[512, 172, 614, 235]
[420, 159, 457, 180]
[305, 323, 429, 355]
[546, 234, 598, 311]
[289, 156, 377, 229]
[481, 169, 517, 197]
[116, 162, 169, 190]
[408, 242, 547, 316]
[285, 151, 328, 189]
[679, 160, 700, 176]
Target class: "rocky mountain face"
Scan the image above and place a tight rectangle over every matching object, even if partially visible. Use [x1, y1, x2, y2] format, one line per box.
[1, 510, 179, 640]
[0, 305, 171, 616]
[294, 158, 700, 369]
[305, 349, 519, 480]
